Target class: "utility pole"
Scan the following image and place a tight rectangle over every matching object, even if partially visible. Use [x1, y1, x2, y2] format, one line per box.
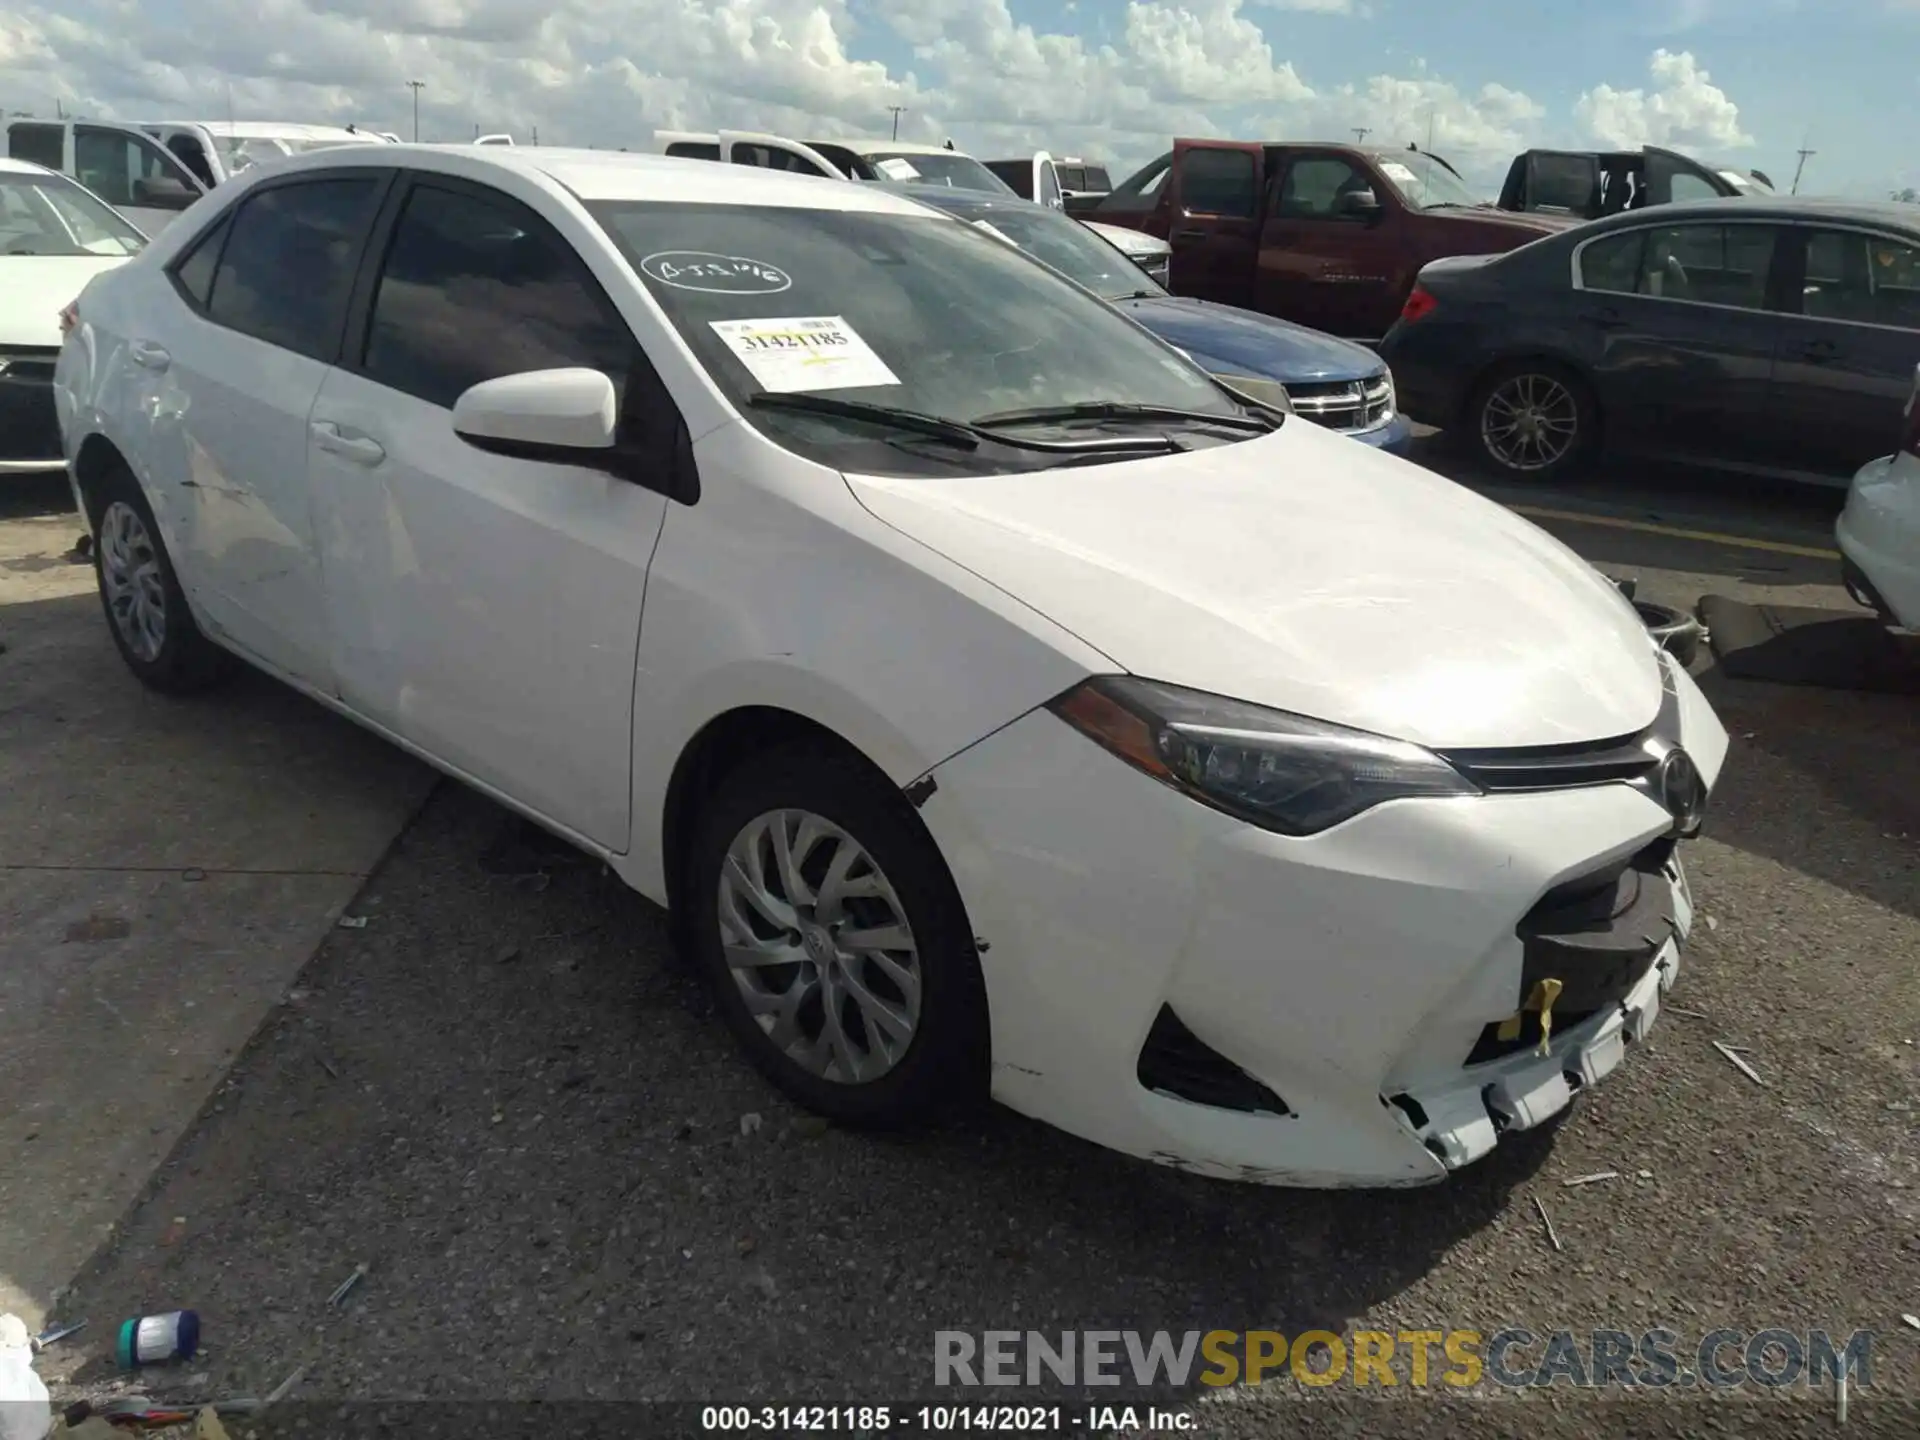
[407, 79, 425, 142]
[1351, 127, 1370, 144]
[887, 105, 907, 140]
[1790, 146, 1815, 195]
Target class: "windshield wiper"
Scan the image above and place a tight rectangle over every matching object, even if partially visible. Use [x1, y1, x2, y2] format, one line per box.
[750, 391, 1180, 455]
[973, 401, 1274, 433]
[749, 392, 984, 449]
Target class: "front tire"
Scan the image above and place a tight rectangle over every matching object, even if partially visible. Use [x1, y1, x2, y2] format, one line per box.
[1469, 359, 1597, 482]
[687, 743, 989, 1128]
[91, 467, 232, 693]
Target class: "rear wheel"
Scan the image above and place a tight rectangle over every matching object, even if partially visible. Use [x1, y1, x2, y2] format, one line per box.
[1469, 360, 1597, 482]
[92, 468, 232, 693]
[687, 744, 989, 1128]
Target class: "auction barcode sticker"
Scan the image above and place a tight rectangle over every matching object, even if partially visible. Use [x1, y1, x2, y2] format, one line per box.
[709, 315, 902, 393]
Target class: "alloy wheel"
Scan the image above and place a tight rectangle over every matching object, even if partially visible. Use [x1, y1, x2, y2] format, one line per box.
[716, 808, 922, 1084]
[98, 501, 167, 662]
[1481, 372, 1580, 472]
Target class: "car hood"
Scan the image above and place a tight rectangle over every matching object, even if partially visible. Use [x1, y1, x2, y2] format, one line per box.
[1084, 221, 1166, 258]
[0, 256, 132, 346]
[846, 418, 1661, 750]
[1114, 295, 1381, 384]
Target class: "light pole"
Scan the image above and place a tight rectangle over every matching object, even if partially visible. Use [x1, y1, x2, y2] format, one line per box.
[888, 105, 907, 140]
[407, 79, 425, 141]
[1352, 127, 1370, 144]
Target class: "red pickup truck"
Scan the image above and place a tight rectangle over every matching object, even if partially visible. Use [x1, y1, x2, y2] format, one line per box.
[1083, 139, 1576, 342]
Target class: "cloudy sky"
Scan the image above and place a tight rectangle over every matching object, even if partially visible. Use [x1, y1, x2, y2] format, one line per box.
[2, 0, 1913, 198]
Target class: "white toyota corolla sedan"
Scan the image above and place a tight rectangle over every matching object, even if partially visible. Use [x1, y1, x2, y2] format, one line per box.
[54, 145, 1728, 1187]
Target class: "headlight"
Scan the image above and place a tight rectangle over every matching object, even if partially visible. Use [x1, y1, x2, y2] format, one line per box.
[1213, 374, 1293, 416]
[1049, 677, 1482, 836]
[1145, 258, 1170, 285]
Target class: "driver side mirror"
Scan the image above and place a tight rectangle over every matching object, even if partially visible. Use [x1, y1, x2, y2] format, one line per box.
[1334, 188, 1382, 220]
[132, 175, 198, 210]
[453, 368, 619, 463]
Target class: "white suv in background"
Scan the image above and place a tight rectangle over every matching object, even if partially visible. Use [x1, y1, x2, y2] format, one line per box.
[55, 144, 1725, 1188]
[1838, 363, 1920, 632]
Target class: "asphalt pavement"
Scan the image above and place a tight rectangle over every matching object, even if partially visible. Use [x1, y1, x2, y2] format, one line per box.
[3, 444, 1917, 1438]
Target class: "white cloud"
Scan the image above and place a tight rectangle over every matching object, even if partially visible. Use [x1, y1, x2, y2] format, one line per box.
[0, 0, 1750, 190]
[1573, 47, 1753, 152]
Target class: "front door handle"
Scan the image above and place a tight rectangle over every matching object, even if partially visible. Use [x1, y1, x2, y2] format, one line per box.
[1589, 307, 1627, 330]
[130, 341, 170, 371]
[310, 420, 386, 467]
[1172, 228, 1209, 242]
[1800, 338, 1841, 364]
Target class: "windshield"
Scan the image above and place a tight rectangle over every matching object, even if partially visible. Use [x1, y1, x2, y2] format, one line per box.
[590, 201, 1250, 476]
[0, 173, 145, 256]
[949, 204, 1165, 302]
[860, 152, 1013, 195]
[1373, 154, 1485, 210]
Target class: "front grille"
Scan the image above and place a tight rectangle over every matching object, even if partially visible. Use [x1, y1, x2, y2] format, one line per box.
[1137, 1005, 1291, 1117]
[0, 352, 60, 461]
[1286, 373, 1394, 433]
[1440, 665, 1680, 795]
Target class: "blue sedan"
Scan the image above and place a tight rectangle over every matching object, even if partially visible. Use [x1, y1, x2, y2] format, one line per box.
[890, 183, 1412, 454]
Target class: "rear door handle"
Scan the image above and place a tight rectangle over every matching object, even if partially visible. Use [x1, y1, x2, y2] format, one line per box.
[1800, 339, 1841, 363]
[1589, 308, 1627, 330]
[1172, 228, 1209, 243]
[309, 420, 386, 467]
[130, 341, 170, 371]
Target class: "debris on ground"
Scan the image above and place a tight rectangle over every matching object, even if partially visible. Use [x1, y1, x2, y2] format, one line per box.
[315, 1052, 340, 1080]
[1667, 1006, 1709, 1019]
[194, 1407, 231, 1440]
[792, 1116, 830, 1139]
[1902, 1314, 1920, 1333]
[181, 869, 206, 883]
[1637, 1170, 1654, 1179]
[1532, 1196, 1562, 1253]
[31, 1321, 86, 1353]
[1562, 1171, 1619, 1187]
[739, 1112, 763, 1136]
[329, 1261, 369, 1307]
[337, 915, 369, 929]
[63, 914, 131, 944]
[1712, 1041, 1767, 1087]
[1705, 915, 1719, 931]
[493, 945, 522, 964]
[737, 1235, 758, 1257]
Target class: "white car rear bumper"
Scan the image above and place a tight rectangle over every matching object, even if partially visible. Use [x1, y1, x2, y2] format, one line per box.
[917, 657, 1726, 1187]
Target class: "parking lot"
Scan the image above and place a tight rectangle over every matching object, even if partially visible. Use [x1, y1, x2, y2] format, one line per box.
[3, 437, 1917, 1435]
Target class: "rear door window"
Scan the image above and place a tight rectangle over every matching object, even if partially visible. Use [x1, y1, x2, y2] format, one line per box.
[359, 181, 633, 410]
[204, 177, 384, 359]
[1176, 147, 1256, 218]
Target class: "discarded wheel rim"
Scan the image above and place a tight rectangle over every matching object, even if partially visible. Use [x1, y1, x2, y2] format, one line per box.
[1634, 600, 1706, 668]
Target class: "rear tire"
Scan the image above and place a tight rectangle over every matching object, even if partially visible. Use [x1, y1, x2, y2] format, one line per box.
[686, 743, 989, 1129]
[1468, 359, 1598, 482]
[91, 467, 232, 694]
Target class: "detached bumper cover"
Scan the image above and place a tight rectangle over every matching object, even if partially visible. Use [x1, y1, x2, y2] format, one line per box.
[917, 654, 1726, 1187]
[1837, 455, 1920, 630]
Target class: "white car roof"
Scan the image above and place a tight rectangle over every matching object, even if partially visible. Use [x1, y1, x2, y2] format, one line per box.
[838, 140, 967, 158]
[0, 157, 53, 177]
[271, 144, 941, 215]
[176, 121, 379, 143]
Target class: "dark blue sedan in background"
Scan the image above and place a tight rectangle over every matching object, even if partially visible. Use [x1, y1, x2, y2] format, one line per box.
[892, 183, 1413, 454]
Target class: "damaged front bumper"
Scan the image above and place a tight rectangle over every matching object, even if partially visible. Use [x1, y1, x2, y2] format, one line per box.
[915, 653, 1728, 1188]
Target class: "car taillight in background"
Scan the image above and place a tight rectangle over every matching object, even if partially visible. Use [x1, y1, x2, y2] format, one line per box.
[1400, 286, 1438, 324]
[1902, 364, 1920, 458]
[58, 300, 78, 338]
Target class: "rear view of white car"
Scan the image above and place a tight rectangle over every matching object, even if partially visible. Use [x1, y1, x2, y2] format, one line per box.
[1837, 363, 1920, 631]
[55, 145, 1727, 1187]
[0, 159, 145, 474]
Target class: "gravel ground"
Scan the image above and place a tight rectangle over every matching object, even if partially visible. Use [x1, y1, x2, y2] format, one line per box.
[14, 461, 1920, 1439]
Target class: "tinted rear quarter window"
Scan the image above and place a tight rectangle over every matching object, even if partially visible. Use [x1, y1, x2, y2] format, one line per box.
[8, 123, 62, 170]
[1578, 231, 1644, 293]
[361, 182, 632, 410]
[171, 214, 231, 307]
[206, 177, 383, 360]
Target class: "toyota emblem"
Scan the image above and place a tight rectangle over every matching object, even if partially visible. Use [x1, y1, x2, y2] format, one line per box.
[1658, 747, 1706, 836]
